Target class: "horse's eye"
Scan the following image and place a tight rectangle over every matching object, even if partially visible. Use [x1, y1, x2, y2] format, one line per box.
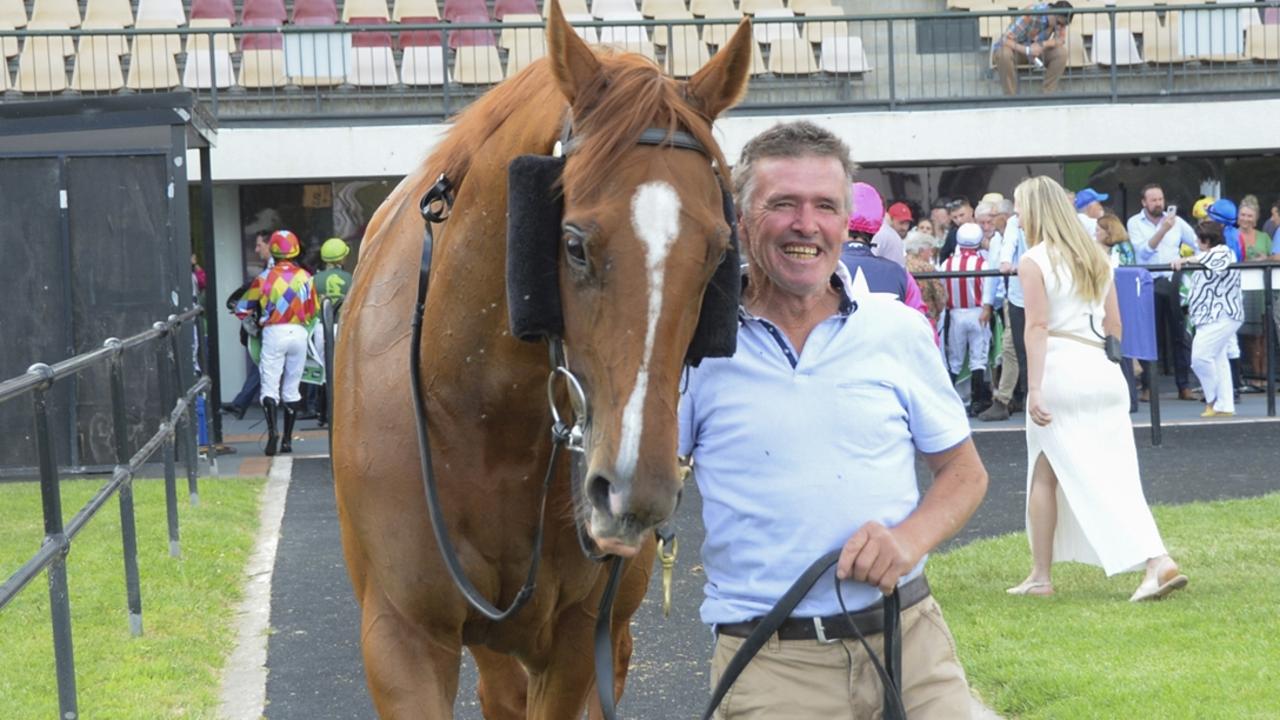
[564, 230, 588, 268]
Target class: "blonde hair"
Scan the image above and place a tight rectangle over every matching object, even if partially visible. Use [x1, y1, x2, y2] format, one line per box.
[1014, 176, 1111, 304]
[1241, 194, 1260, 212]
[1097, 213, 1128, 244]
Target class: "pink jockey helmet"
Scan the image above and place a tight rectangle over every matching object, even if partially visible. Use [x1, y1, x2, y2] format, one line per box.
[848, 182, 884, 235]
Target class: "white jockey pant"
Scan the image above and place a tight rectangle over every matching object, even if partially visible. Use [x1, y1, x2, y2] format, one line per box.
[1191, 318, 1242, 413]
[260, 323, 309, 404]
[945, 307, 990, 374]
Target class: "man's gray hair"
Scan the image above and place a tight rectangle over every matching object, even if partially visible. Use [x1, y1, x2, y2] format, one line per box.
[996, 199, 1015, 216]
[974, 202, 996, 218]
[732, 121, 858, 215]
[904, 230, 936, 254]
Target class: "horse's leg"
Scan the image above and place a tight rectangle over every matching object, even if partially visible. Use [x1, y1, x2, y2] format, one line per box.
[471, 646, 528, 719]
[359, 592, 462, 719]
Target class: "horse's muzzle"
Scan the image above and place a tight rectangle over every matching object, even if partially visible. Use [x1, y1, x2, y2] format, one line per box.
[583, 470, 679, 556]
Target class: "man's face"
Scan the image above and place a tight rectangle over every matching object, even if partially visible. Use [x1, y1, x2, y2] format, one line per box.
[917, 219, 935, 236]
[950, 204, 973, 226]
[930, 208, 950, 231]
[1084, 201, 1105, 220]
[994, 212, 1010, 232]
[1142, 189, 1166, 217]
[892, 216, 911, 237]
[743, 156, 848, 302]
[977, 213, 996, 240]
[254, 235, 271, 262]
[1239, 206, 1257, 231]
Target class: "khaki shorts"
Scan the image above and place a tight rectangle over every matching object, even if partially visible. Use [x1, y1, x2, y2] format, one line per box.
[709, 596, 971, 720]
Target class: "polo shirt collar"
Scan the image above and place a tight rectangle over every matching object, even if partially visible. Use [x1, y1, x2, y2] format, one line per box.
[736, 273, 856, 324]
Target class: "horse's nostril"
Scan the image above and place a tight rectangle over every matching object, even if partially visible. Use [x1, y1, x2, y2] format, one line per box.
[588, 474, 613, 517]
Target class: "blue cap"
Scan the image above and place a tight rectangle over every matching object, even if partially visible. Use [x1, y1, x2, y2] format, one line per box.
[1074, 187, 1109, 210]
[1207, 198, 1237, 225]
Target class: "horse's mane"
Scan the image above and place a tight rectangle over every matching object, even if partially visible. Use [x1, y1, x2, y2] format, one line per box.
[424, 51, 729, 198]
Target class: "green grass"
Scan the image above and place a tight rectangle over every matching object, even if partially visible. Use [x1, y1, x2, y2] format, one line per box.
[930, 493, 1280, 720]
[0, 476, 264, 720]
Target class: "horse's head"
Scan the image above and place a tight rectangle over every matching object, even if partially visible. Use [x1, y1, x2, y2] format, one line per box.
[542, 0, 753, 557]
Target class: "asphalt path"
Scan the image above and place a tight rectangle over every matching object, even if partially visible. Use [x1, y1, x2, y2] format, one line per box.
[263, 423, 1280, 718]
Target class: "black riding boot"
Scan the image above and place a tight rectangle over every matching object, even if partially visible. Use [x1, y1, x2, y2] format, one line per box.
[969, 369, 990, 417]
[316, 385, 328, 428]
[280, 402, 298, 454]
[263, 397, 279, 456]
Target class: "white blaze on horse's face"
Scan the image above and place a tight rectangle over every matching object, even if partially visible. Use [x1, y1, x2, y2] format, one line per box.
[607, 181, 682, 520]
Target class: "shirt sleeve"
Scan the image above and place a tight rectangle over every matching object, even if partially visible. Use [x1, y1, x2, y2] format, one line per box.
[234, 274, 266, 320]
[1200, 246, 1232, 277]
[895, 309, 971, 454]
[677, 369, 698, 457]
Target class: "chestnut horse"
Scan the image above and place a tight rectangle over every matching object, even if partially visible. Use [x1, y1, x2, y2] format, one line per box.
[331, 3, 755, 717]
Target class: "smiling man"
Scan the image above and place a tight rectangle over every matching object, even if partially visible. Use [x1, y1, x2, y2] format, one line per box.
[680, 121, 988, 719]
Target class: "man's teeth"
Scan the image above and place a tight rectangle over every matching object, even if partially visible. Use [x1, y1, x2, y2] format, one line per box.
[783, 245, 818, 258]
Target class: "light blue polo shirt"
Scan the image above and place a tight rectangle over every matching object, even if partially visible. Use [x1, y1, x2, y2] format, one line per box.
[678, 292, 971, 625]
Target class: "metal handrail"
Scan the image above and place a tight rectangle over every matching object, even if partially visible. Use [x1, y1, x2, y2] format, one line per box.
[0, 307, 209, 720]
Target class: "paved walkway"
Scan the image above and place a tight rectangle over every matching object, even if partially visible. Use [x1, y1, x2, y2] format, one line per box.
[209, 398, 1280, 719]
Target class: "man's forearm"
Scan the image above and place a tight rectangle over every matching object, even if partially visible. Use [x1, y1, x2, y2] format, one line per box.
[894, 440, 988, 561]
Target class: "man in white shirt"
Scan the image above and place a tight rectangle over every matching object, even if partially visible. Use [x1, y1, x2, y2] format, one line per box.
[1127, 183, 1198, 400]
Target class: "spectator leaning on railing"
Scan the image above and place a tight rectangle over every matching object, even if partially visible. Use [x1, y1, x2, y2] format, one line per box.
[992, 1, 1074, 97]
[1171, 221, 1244, 418]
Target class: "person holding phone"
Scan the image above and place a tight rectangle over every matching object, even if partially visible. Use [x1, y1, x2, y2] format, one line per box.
[1127, 184, 1199, 401]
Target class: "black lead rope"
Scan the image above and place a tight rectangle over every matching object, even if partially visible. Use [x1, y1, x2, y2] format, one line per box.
[702, 550, 906, 720]
[595, 556, 625, 720]
[411, 174, 558, 622]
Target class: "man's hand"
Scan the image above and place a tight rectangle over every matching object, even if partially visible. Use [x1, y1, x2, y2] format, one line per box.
[837, 522, 919, 595]
[980, 304, 993, 327]
[999, 261, 1013, 274]
[1160, 211, 1177, 232]
[1029, 42, 1044, 58]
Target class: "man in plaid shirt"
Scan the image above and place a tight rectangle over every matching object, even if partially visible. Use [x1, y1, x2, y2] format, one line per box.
[992, 1, 1074, 96]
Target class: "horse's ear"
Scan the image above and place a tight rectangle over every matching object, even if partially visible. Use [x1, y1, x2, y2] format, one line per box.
[685, 18, 753, 119]
[545, 0, 601, 105]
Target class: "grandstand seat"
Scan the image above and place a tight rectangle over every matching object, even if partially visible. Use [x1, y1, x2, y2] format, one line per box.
[640, 0, 682, 18]
[665, 25, 707, 77]
[788, 0, 830, 16]
[190, 0, 234, 21]
[689, 0, 735, 18]
[562, 12, 598, 43]
[26, 19, 76, 56]
[1063, 33, 1091, 68]
[738, 0, 784, 16]
[136, 18, 184, 56]
[126, 35, 181, 88]
[499, 13, 540, 47]
[182, 31, 234, 87]
[1140, 13, 1184, 63]
[239, 46, 286, 87]
[0, 60, 7, 89]
[494, 0, 537, 20]
[819, 34, 868, 74]
[598, 17, 647, 47]
[444, 0, 488, 22]
[1246, 23, 1279, 60]
[342, 0, 391, 22]
[242, 0, 287, 24]
[453, 44, 503, 83]
[400, 16, 444, 47]
[448, 13, 497, 47]
[347, 18, 397, 85]
[591, 0, 636, 20]
[748, 37, 767, 75]
[393, 0, 440, 20]
[400, 23, 446, 84]
[17, 35, 69, 90]
[701, 12, 740, 47]
[30, 0, 81, 27]
[293, 0, 339, 24]
[0, 0, 26, 28]
[1092, 28, 1143, 65]
[1, 23, 18, 57]
[979, 7, 1018, 41]
[767, 36, 817, 74]
[802, 6, 847, 44]
[187, 17, 235, 53]
[505, 19, 546, 74]
[1181, 7, 1247, 61]
[543, 0, 589, 19]
[1265, 8, 1280, 25]
[752, 8, 800, 46]
[135, 0, 186, 27]
[652, 8, 692, 47]
[83, 0, 134, 27]
[1068, 11, 1108, 38]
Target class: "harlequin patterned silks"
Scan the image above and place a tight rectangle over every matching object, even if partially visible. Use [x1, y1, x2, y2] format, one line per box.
[235, 260, 317, 327]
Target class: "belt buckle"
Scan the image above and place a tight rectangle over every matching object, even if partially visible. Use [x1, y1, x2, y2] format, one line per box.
[813, 617, 838, 644]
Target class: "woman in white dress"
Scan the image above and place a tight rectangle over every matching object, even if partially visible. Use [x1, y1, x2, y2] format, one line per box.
[1006, 176, 1188, 602]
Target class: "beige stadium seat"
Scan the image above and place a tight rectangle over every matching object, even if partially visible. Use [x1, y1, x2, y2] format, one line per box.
[544, 0, 589, 17]
[753, 8, 799, 46]
[186, 17, 235, 53]
[453, 44, 503, 83]
[597, 36, 656, 60]
[2, 22, 20, 57]
[500, 13, 541, 47]
[651, 8, 692, 47]
[183, 33, 234, 86]
[400, 45, 447, 84]
[0, 59, 7, 89]
[739, 0, 783, 16]
[979, 7, 1018, 41]
[1246, 24, 1280, 61]
[639, 0, 682, 18]
[1092, 28, 1143, 65]
[566, 13, 599, 43]
[749, 37, 767, 75]
[83, 0, 134, 26]
[0, 0, 27, 28]
[789, 0, 830, 15]
[689, 0, 735, 17]
[947, 0, 997, 9]
[700, 12, 740, 46]
[136, 19, 184, 56]
[30, 0, 80, 27]
[134, 0, 186, 26]
[342, 0, 390, 22]
[767, 36, 817, 74]
[598, 19, 647, 47]
[1068, 11, 1108, 38]
[347, 46, 397, 85]
[1140, 13, 1184, 63]
[665, 24, 706, 76]
[17, 35, 69, 90]
[81, 20, 129, 56]
[239, 48, 286, 87]
[819, 34, 868, 73]
[803, 6, 846, 44]
[591, 0, 636, 19]
[392, 0, 439, 20]
[26, 20, 76, 56]
[71, 34, 124, 88]
[1063, 34, 1091, 68]
[505, 23, 546, 74]
[127, 35, 181, 88]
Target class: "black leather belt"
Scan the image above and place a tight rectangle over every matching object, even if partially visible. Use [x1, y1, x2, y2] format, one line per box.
[716, 575, 931, 642]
